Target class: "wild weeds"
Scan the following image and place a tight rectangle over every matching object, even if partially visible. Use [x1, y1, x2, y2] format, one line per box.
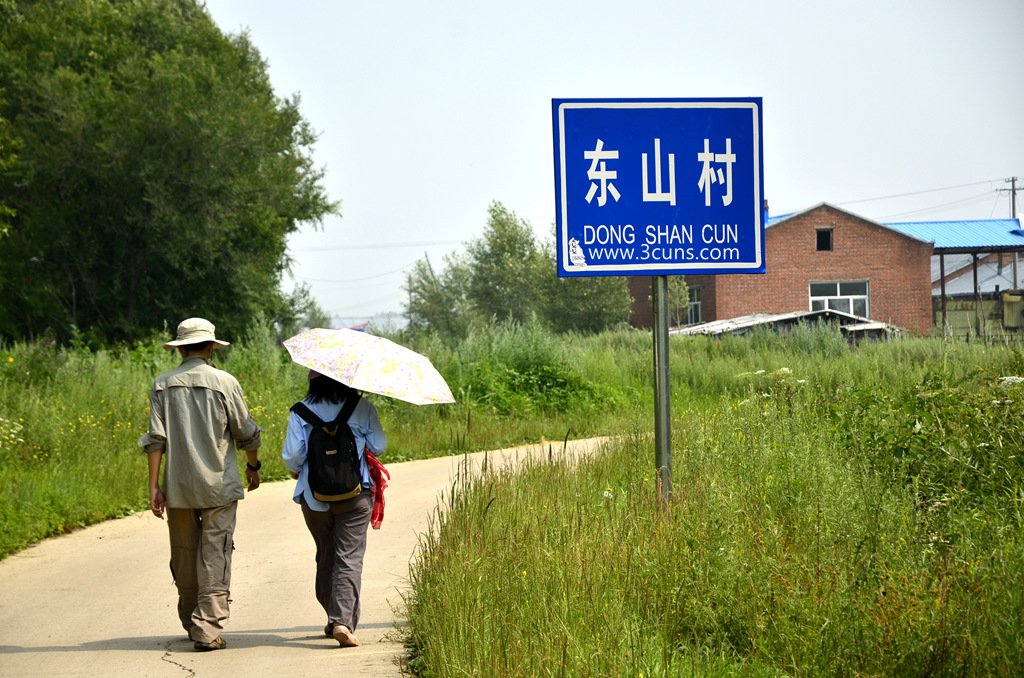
[0, 320, 642, 554]
[405, 336, 1024, 677]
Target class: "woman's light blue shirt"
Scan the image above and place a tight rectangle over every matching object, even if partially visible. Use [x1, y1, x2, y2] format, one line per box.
[282, 395, 387, 512]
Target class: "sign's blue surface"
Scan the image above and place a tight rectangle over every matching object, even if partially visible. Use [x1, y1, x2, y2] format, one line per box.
[553, 98, 765, 277]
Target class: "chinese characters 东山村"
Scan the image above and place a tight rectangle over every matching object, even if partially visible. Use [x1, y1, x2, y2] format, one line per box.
[583, 137, 736, 208]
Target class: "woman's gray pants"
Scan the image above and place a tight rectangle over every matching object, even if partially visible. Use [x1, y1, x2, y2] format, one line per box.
[300, 491, 373, 631]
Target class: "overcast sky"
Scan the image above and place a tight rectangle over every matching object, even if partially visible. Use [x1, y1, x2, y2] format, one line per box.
[203, 0, 1024, 327]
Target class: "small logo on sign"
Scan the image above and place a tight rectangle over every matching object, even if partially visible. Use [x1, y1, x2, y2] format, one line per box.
[569, 238, 587, 268]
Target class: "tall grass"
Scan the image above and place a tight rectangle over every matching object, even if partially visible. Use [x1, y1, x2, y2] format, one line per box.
[0, 335, 170, 553]
[0, 320, 646, 557]
[405, 331, 1024, 676]
[381, 321, 651, 460]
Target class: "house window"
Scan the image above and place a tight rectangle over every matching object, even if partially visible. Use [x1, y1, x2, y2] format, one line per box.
[687, 286, 702, 324]
[810, 280, 869, 316]
[816, 228, 833, 252]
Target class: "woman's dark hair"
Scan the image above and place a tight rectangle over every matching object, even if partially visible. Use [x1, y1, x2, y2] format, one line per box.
[306, 375, 355, 404]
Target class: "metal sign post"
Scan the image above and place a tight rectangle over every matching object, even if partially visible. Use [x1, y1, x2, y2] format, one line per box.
[551, 97, 764, 503]
[652, 275, 672, 501]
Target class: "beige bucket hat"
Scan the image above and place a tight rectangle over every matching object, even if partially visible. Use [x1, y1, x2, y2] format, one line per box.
[162, 317, 230, 351]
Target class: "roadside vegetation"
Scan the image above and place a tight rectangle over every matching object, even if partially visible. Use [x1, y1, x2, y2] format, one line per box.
[3, 320, 1023, 675]
[404, 326, 1024, 677]
[0, 317, 647, 558]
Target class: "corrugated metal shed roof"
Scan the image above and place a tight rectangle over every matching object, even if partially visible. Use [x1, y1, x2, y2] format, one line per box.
[671, 309, 899, 338]
[881, 218, 1024, 252]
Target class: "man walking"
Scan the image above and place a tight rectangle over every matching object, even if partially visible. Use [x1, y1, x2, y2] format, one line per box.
[139, 318, 263, 651]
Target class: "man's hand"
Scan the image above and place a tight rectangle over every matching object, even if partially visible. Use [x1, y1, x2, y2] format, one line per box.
[246, 468, 260, 491]
[150, 486, 166, 519]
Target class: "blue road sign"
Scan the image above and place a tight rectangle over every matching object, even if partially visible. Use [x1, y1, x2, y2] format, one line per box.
[552, 98, 764, 277]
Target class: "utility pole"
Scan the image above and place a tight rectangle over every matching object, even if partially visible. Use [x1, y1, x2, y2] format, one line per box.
[1003, 176, 1020, 218]
[1003, 177, 1020, 289]
[1012, 176, 1018, 218]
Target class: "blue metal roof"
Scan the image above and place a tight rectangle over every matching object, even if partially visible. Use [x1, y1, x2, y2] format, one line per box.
[885, 218, 1024, 251]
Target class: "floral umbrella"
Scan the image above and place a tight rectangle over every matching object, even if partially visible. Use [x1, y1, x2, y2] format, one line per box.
[283, 327, 455, 405]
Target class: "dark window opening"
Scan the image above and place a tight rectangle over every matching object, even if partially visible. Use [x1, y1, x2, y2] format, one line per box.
[816, 229, 833, 251]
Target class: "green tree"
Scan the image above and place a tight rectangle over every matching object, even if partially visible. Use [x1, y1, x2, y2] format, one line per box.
[404, 203, 632, 337]
[538, 226, 632, 334]
[274, 283, 332, 339]
[464, 202, 546, 324]
[643, 275, 690, 327]
[0, 90, 16, 238]
[668, 275, 690, 326]
[0, 0, 338, 344]
[403, 252, 472, 339]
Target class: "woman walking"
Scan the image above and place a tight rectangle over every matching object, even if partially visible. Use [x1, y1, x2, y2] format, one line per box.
[282, 370, 387, 647]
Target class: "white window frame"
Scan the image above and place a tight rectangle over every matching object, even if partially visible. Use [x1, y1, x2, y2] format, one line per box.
[687, 286, 702, 325]
[809, 280, 869, 317]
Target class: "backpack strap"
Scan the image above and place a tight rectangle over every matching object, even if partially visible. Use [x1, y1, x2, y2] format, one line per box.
[332, 393, 361, 427]
[291, 395, 362, 434]
[290, 401, 325, 428]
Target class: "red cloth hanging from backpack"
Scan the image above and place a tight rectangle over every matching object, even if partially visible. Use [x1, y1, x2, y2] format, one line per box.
[365, 451, 390, 529]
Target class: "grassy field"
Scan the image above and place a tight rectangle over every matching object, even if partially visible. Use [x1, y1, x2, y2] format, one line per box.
[3, 321, 1023, 675]
[404, 329, 1024, 676]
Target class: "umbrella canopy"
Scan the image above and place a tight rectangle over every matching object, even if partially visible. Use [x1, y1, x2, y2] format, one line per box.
[283, 328, 455, 405]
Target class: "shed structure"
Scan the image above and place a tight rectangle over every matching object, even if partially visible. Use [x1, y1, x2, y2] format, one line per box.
[884, 218, 1024, 333]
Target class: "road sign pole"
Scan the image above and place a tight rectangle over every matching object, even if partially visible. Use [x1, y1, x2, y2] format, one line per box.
[652, 275, 672, 502]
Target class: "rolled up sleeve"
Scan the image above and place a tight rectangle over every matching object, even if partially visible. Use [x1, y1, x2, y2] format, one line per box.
[225, 382, 263, 451]
[138, 385, 167, 453]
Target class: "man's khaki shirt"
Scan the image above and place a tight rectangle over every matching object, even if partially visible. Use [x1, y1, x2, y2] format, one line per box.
[139, 356, 263, 509]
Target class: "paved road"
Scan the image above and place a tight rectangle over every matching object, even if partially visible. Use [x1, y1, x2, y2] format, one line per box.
[0, 438, 606, 677]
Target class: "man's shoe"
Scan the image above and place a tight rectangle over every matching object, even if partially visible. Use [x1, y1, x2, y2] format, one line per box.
[332, 624, 359, 647]
[324, 623, 333, 638]
[193, 637, 226, 651]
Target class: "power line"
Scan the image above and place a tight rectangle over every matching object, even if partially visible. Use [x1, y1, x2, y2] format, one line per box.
[835, 179, 1002, 206]
[293, 261, 418, 284]
[879, 191, 1001, 221]
[323, 289, 405, 315]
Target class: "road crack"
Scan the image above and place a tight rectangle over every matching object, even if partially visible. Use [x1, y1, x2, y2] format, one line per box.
[160, 643, 195, 677]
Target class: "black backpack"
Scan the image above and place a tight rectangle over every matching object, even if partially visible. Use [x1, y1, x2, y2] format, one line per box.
[290, 395, 362, 502]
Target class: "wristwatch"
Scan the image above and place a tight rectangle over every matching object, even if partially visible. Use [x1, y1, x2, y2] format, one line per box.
[246, 459, 262, 472]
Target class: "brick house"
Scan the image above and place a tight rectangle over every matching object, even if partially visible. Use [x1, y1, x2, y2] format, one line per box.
[627, 203, 935, 335]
